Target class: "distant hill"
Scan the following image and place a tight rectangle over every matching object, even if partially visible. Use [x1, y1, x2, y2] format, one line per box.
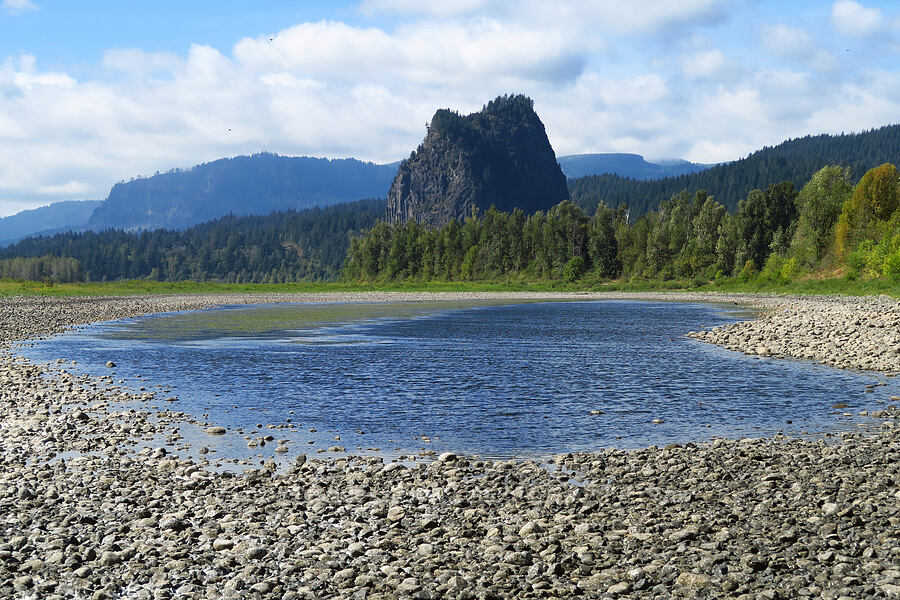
[0, 200, 102, 247]
[557, 153, 712, 180]
[569, 125, 900, 217]
[86, 153, 397, 231]
[387, 95, 568, 226]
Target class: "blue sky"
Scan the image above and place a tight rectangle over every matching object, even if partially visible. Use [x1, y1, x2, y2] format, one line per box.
[1, 0, 900, 216]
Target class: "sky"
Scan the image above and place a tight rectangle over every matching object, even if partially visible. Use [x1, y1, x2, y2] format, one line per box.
[1, 1, 900, 217]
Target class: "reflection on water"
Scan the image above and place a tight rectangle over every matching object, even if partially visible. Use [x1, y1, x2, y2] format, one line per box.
[18, 300, 899, 461]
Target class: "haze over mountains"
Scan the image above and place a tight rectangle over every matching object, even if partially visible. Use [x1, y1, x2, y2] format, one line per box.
[557, 154, 712, 180]
[0, 201, 103, 247]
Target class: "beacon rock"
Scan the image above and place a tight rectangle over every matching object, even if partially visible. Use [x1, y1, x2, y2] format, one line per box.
[387, 95, 568, 226]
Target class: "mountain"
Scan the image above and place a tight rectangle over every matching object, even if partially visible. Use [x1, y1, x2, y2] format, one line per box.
[568, 124, 900, 217]
[387, 94, 568, 226]
[0, 200, 102, 247]
[557, 153, 712, 180]
[0, 147, 711, 246]
[86, 153, 397, 231]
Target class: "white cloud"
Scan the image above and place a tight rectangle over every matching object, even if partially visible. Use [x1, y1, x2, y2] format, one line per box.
[360, 0, 726, 35]
[36, 181, 92, 196]
[680, 49, 728, 79]
[567, 0, 726, 34]
[594, 74, 669, 107]
[358, 0, 490, 17]
[1, 0, 37, 15]
[259, 72, 323, 90]
[1, 54, 75, 98]
[3, 2, 900, 216]
[103, 49, 181, 79]
[831, 0, 884, 36]
[807, 69, 900, 132]
[233, 20, 585, 86]
[761, 24, 836, 71]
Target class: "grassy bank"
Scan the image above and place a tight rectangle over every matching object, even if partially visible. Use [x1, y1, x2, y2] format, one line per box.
[2, 276, 898, 298]
[595, 276, 900, 297]
[0, 279, 567, 298]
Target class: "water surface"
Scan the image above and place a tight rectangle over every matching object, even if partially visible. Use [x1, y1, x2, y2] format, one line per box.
[18, 300, 898, 461]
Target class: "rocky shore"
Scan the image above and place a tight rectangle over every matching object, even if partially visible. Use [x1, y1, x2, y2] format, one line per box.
[1, 292, 899, 599]
[687, 294, 900, 373]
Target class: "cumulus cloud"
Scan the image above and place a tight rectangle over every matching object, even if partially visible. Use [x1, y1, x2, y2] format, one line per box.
[103, 49, 182, 79]
[1, 55, 74, 94]
[3, 2, 900, 215]
[831, 0, 884, 36]
[358, 0, 490, 17]
[361, 0, 726, 34]
[680, 49, 729, 79]
[234, 20, 586, 86]
[594, 74, 669, 107]
[761, 24, 836, 71]
[1, 0, 37, 15]
[565, 0, 726, 34]
[809, 68, 900, 130]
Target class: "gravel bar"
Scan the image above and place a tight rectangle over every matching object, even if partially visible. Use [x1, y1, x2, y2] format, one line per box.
[1, 292, 898, 599]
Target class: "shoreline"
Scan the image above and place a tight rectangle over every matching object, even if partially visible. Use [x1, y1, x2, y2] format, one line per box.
[1, 292, 899, 598]
[5, 290, 900, 374]
[3, 290, 751, 339]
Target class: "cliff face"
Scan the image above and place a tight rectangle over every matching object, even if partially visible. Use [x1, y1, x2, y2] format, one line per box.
[387, 95, 568, 226]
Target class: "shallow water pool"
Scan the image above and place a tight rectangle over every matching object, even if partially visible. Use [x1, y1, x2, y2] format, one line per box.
[17, 299, 899, 461]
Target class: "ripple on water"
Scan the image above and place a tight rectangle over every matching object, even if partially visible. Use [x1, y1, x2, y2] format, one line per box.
[16, 300, 900, 463]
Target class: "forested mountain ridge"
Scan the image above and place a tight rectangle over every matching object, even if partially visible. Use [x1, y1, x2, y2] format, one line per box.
[0, 150, 700, 247]
[1, 199, 386, 282]
[557, 153, 712, 180]
[5, 122, 895, 246]
[387, 95, 568, 226]
[4, 119, 900, 286]
[86, 154, 397, 231]
[569, 125, 900, 217]
[0, 200, 102, 247]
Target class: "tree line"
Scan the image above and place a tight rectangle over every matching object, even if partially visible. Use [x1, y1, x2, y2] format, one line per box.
[0, 199, 384, 283]
[3, 164, 898, 286]
[0, 256, 82, 283]
[344, 164, 900, 284]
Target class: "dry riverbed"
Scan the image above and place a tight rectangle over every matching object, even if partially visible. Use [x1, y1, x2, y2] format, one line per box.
[1, 292, 899, 599]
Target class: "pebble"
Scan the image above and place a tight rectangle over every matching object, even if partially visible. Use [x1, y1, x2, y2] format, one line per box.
[0, 292, 897, 600]
[687, 294, 900, 373]
[387, 506, 406, 522]
[676, 572, 712, 589]
[212, 538, 234, 551]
